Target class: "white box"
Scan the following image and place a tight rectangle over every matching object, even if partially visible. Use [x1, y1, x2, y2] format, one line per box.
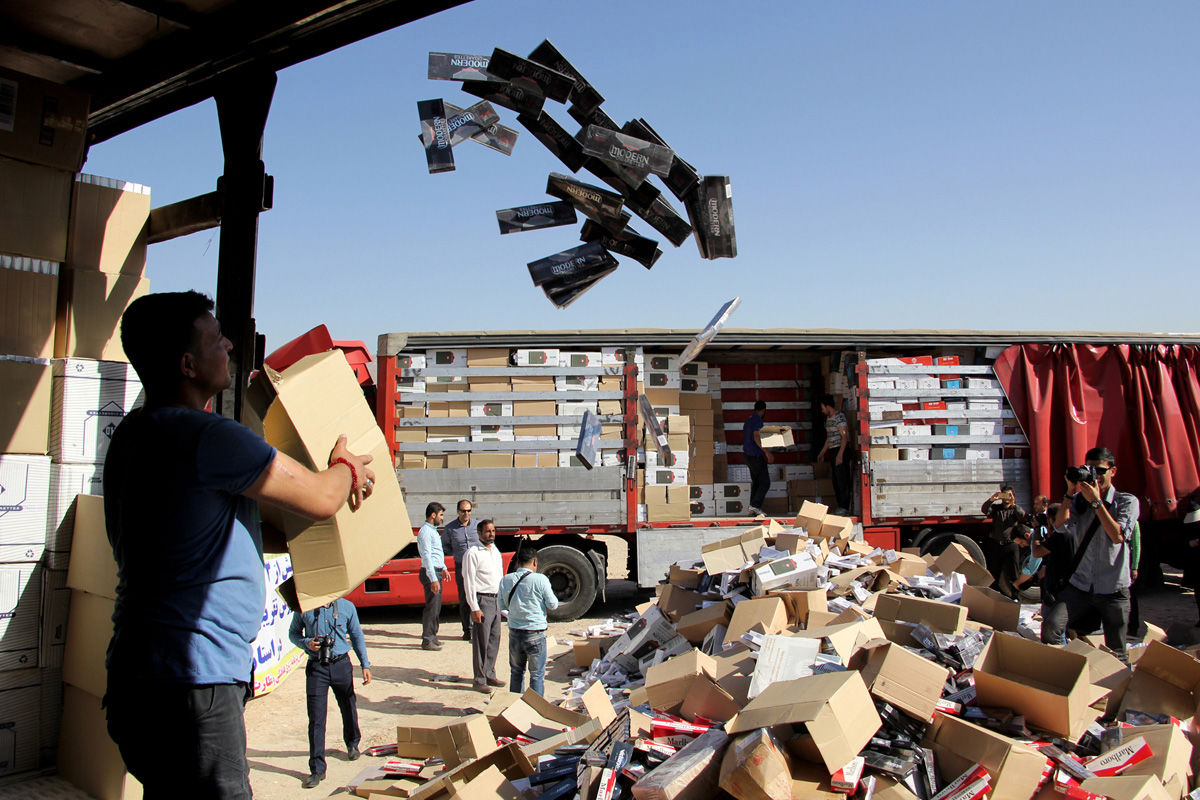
[424, 348, 466, 367]
[50, 359, 143, 465]
[898, 425, 932, 437]
[645, 467, 689, 485]
[555, 375, 599, 392]
[916, 377, 939, 390]
[558, 400, 594, 416]
[966, 447, 1002, 460]
[900, 448, 930, 461]
[395, 353, 427, 369]
[783, 465, 815, 480]
[680, 376, 709, 394]
[0, 455, 51, 563]
[969, 421, 1001, 436]
[765, 485, 787, 499]
[601, 452, 621, 467]
[0, 668, 43, 773]
[690, 500, 717, 517]
[514, 348, 559, 367]
[751, 554, 820, 595]
[558, 425, 581, 439]
[470, 401, 512, 418]
[893, 378, 918, 391]
[714, 482, 752, 500]
[866, 378, 895, 390]
[966, 377, 1000, 390]
[690, 485, 715, 502]
[46, 463, 102, 569]
[726, 464, 751, 483]
[396, 377, 427, 393]
[0, 563, 43, 670]
[558, 351, 602, 368]
[645, 355, 679, 372]
[470, 426, 515, 441]
[868, 401, 903, 414]
[967, 399, 1002, 411]
[945, 401, 968, 411]
[644, 371, 681, 390]
[601, 346, 644, 367]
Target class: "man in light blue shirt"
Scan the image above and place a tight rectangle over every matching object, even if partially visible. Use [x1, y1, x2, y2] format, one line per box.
[416, 502, 447, 651]
[288, 598, 372, 788]
[498, 545, 559, 695]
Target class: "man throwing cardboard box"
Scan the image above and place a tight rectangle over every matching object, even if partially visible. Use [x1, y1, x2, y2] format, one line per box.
[104, 291, 376, 799]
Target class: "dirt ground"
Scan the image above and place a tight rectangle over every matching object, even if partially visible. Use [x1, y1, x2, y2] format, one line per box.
[242, 538, 1200, 799]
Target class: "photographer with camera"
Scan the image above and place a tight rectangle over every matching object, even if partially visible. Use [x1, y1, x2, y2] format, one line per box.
[980, 485, 1030, 598]
[288, 598, 372, 789]
[1040, 447, 1140, 662]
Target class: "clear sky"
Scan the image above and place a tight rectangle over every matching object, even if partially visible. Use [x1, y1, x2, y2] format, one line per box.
[83, 1, 1200, 352]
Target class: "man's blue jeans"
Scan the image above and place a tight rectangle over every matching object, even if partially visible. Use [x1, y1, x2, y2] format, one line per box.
[508, 628, 547, 695]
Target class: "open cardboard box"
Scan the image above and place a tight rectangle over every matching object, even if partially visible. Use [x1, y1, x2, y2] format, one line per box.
[1063, 638, 1131, 718]
[675, 601, 731, 645]
[793, 618, 886, 667]
[496, 687, 592, 739]
[435, 714, 497, 769]
[701, 529, 768, 575]
[931, 542, 994, 586]
[961, 584, 1020, 632]
[873, 593, 966, 635]
[245, 351, 412, 612]
[973, 632, 1103, 741]
[923, 712, 1047, 800]
[727, 670, 881, 773]
[767, 589, 827, 627]
[725, 596, 788, 643]
[1118, 640, 1200, 724]
[849, 638, 951, 723]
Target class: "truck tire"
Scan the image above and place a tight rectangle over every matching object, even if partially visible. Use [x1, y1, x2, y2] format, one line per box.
[909, 527, 936, 551]
[919, 532, 988, 571]
[537, 545, 598, 622]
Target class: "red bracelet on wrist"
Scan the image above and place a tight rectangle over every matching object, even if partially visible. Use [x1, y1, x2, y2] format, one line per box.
[330, 457, 358, 491]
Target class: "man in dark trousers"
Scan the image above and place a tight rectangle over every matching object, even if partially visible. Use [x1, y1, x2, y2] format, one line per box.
[980, 485, 1030, 597]
[742, 400, 769, 516]
[443, 499, 479, 641]
[817, 394, 852, 515]
[416, 502, 447, 650]
[462, 519, 504, 692]
[1041, 447, 1139, 663]
[103, 291, 376, 799]
[289, 598, 372, 789]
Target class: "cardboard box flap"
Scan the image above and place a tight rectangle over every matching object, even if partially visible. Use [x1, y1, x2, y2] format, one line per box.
[579, 681, 616, 727]
[1079, 775, 1172, 800]
[1119, 640, 1200, 722]
[794, 618, 887, 667]
[974, 632, 1096, 740]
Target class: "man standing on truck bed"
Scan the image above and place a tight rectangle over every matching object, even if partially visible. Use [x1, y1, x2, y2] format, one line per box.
[417, 502, 447, 651]
[499, 545, 558, 695]
[103, 291, 376, 800]
[817, 394, 852, 515]
[443, 500, 479, 641]
[742, 400, 770, 516]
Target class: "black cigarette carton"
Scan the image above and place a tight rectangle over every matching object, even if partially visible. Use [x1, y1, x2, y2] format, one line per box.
[517, 111, 587, 172]
[583, 157, 662, 209]
[579, 220, 662, 269]
[546, 173, 626, 219]
[569, 103, 620, 133]
[462, 79, 544, 115]
[543, 261, 618, 309]
[442, 101, 519, 155]
[427, 52, 501, 82]
[625, 192, 692, 247]
[445, 100, 500, 146]
[417, 98, 454, 174]
[528, 40, 605, 113]
[579, 125, 674, 179]
[630, 118, 702, 201]
[685, 176, 736, 259]
[496, 201, 578, 234]
[527, 241, 615, 287]
[488, 48, 575, 103]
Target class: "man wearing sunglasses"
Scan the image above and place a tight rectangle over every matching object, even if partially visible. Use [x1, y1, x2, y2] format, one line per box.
[1042, 447, 1139, 662]
[443, 500, 479, 641]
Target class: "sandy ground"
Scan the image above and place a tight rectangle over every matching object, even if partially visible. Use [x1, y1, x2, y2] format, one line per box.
[243, 539, 1200, 799]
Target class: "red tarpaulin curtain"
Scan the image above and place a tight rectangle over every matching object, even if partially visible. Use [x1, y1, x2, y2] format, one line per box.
[993, 344, 1200, 520]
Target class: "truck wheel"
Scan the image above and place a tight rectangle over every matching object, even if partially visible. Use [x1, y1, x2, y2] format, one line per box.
[919, 532, 988, 571]
[909, 528, 936, 551]
[538, 545, 598, 622]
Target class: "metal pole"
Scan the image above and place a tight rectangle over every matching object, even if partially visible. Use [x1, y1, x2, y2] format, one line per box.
[213, 70, 276, 421]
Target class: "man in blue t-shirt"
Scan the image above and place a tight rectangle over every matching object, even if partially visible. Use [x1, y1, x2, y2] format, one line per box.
[104, 292, 377, 799]
[742, 400, 769, 516]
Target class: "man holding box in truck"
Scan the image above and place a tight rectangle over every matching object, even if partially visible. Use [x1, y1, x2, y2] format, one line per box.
[104, 291, 376, 800]
[742, 400, 770, 516]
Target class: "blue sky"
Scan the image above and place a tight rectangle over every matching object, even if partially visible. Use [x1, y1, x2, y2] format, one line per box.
[83, 1, 1200, 351]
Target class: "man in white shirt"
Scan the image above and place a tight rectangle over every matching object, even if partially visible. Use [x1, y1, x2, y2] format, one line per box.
[461, 519, 505, 692]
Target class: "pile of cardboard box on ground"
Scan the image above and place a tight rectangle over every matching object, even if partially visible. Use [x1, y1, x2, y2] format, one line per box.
[348, 501, 1200, 800]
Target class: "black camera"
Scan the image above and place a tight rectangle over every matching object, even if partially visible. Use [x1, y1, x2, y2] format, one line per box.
[1065, 465, 1097, 484]
[317, 634, 335, 665]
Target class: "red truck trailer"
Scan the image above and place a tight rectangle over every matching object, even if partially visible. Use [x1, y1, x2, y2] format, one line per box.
[355, 329, 1200, 620]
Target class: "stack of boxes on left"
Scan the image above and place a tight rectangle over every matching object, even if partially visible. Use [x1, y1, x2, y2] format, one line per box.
[0, 66, 148, 796]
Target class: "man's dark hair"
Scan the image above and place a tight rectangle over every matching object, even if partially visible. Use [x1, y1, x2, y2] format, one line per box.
[1034, 494, 1050, 505]
[457, 499, 472, 512]
[999, 484, 1013, 493]
[1085, 447, 1116, 467]
[425, 501, 445, 519]
[753, 400, 767, 412]
[820, 394, 836, 409]
[516, 545, 538, 566]
[120, 291, 214, 394]
[477, 519, 494, 532]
